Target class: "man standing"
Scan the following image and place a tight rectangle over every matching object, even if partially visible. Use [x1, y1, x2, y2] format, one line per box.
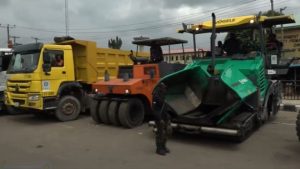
[152, 83, 171, 155]
[150, 44, 163, 63]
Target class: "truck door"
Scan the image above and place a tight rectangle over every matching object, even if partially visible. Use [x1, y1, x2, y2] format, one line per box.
[41, 50, 67, 93]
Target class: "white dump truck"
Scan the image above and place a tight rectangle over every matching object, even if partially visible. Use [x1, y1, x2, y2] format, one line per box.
[0, 48, 12, 112]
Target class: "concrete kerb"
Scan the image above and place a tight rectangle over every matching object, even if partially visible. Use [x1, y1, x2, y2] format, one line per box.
[280, 100, 300, 112]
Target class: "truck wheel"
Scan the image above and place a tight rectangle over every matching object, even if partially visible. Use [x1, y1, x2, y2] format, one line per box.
[6, 106, 26, 115]
[108, 101, 120, 126]
[98, 100, 110, 124]
[90, 99, 101, 123]
[118, 98, 145, 128]
[55, 96, 81, 122]
[297, 111, 300, 141]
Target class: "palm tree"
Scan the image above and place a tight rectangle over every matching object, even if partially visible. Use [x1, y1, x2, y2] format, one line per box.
[108, 36, 123, 49]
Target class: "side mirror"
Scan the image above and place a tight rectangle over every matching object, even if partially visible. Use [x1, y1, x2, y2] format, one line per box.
[43, 50, 51, 74]
[43, 50, 51, 64]
[42, 63, 51, 73]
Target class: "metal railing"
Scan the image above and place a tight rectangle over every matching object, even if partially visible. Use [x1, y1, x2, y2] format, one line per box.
[281, 80, 300, 100]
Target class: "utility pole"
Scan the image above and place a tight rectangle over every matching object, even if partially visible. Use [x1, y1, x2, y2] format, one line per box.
[0, 24, 15, 46]
[10, 35, 20, 46]
[280, 7, 287, 14]
[32, 37, 40, 44]
[270, 0, 274, 12]
[280, 7, 287, 57]
[65, 0, 69, 36]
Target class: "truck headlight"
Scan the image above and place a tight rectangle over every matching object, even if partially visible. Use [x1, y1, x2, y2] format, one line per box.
[125, 89, 130, 94]
[28, 94, 40, 101]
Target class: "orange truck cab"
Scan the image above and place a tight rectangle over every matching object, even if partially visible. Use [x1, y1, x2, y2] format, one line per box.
[91, 37, 187, 128]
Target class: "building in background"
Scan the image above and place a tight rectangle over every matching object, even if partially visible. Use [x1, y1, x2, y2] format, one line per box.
[163, 48, 208, 64]
[275, 25, 300, 100]
[276, 25, 300, 60]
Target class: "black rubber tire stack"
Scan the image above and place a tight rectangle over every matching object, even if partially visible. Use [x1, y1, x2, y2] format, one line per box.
[98, 100, 110, 124]
[90, 99, 101, 123]
[94, 97, 145, 128]
[118, 98, 145, 128]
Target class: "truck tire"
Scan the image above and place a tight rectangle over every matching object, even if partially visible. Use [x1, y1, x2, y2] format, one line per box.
[98, 100, 110, 124]
[297, 111, 300, 141]
[108, 101, 120, 126]
[55, 96, 81, 122]
[90, 99, 101, 123]
[118, 98, 145, 128]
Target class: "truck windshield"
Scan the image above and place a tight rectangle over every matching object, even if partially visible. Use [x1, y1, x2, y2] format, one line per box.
[7, 51, 40, 73]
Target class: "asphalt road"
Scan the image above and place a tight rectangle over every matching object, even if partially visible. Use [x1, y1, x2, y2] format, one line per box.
[0, 111, 299, 169]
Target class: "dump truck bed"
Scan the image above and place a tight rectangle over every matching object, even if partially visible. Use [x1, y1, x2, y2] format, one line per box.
[57, 40, 148, 84]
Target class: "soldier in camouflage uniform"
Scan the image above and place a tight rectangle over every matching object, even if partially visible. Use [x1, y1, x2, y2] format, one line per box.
[152, 83, 172, 155]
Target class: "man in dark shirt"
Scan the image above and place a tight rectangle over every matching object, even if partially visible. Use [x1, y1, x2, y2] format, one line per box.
[150, 44, 163, 63]
[223, 33, 241, 56]
[266, 33, 283, 52]
[216, 41, 224, 56]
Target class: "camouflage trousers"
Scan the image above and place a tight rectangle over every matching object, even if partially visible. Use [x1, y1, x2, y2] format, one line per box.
[155, 118, 172, 150]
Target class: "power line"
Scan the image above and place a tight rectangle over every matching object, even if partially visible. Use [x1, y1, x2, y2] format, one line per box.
[66, 0, 268, 34]
[68, 0, 284, 35]
[71, 0, 260, 32]
[13, 0, 260, 34]
[70, 0, 257, 31]
[83, 1, 287, 43]
[68, 0, 285, 32]
[1, 0, 293, 47]
[11, 0, 287, 37]
[70, 0, 282, 39]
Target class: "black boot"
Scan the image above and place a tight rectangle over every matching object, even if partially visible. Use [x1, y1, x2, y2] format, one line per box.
[156, 147, 167, 156]
[164, 146, 170, 153]
[156, 139, 167, 155]
[162, 138, 170, 153]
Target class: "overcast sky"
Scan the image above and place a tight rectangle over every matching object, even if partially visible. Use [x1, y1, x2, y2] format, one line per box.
[0, 0, 299, 50]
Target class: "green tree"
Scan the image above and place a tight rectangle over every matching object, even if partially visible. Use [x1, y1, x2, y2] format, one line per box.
[263, 10, 282, 16]
[108, 36, 122, 49]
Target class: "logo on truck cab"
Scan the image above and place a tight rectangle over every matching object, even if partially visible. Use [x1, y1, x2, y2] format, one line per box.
[216, 18, 235, 24]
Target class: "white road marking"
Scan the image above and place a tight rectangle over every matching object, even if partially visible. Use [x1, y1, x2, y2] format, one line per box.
[271, 122, 296, 126]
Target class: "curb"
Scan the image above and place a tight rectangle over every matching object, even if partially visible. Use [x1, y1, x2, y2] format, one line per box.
[280, 103, 300, 112]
